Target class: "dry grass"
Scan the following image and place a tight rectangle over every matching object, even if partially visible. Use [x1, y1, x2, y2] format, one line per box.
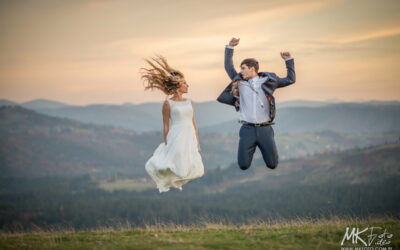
[0, 215, 398, 250]
[1, 214, 397, 235]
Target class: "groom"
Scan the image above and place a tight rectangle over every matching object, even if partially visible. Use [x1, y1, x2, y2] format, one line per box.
[217, 38, 296, 170]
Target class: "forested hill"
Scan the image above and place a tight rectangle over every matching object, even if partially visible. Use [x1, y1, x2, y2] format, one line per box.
[1, 105, 399, 179]
[193, 142, 400, 194]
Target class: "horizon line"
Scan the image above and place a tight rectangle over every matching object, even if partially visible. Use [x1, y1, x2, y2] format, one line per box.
[1, 97, 400, 107]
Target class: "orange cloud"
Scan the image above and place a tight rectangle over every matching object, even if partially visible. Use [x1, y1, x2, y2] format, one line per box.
[338, 26, 400, 44]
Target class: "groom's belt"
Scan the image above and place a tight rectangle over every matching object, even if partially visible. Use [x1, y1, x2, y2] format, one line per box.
[239, 120, 275, 127]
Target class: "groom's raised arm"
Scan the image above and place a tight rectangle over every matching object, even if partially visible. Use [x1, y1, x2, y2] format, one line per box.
[224, 38, 240, 80]
[275, 52, 296, 88]
[224, 45, 237, 80]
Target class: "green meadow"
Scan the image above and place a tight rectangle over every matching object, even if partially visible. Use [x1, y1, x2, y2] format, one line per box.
[1, 217, 398, 250]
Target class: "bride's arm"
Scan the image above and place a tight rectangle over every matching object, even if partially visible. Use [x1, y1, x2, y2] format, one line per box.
[162, 100, 170, 144]
[191, 101, 201, 152]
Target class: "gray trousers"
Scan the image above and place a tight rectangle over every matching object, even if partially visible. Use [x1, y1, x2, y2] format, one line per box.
[238, 124, 279, 170]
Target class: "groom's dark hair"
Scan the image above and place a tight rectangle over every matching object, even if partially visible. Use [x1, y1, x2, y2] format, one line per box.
[241, 58, 259, 73]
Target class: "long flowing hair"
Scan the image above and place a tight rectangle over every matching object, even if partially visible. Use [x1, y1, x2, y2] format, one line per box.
[140, 55, 184, 95]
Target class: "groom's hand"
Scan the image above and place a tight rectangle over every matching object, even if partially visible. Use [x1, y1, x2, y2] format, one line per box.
[230, 80, 239, 97]
[229, 37, 240, 47]
[280, 51, 292, 60]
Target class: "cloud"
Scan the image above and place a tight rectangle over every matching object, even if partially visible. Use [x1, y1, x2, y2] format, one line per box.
[1, 0, 399, 104]
[195, 0, 336, 32]
[337, 26, 400, 44]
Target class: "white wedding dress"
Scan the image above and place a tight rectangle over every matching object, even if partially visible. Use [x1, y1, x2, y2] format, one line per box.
[145, 98, 205, 193]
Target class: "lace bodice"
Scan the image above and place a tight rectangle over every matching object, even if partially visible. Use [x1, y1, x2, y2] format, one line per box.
[167, 98, 193, 125]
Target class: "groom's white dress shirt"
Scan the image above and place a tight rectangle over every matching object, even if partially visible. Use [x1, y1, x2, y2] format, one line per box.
[238, 75, 271, 123]
[225, 45, 292, 123]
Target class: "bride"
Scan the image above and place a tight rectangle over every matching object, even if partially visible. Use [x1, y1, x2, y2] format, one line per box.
[140, 55, 205, 193]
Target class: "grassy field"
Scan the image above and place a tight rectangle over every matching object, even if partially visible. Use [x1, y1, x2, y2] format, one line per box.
[0, 217, 399, 250]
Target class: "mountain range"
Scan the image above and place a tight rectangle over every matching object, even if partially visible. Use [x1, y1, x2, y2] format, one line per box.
[1, 104, 399, 179]
[2, 98, 399, 135]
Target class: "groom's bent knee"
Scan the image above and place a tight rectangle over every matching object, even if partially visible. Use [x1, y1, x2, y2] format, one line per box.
[239, 163, 251, 170]
[265, 157, 279, 170]
[239, 165, 250, 170]
[238, 155, 252, 170]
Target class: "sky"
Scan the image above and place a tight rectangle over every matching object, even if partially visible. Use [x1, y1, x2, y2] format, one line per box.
[0, 0, 399, 105]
